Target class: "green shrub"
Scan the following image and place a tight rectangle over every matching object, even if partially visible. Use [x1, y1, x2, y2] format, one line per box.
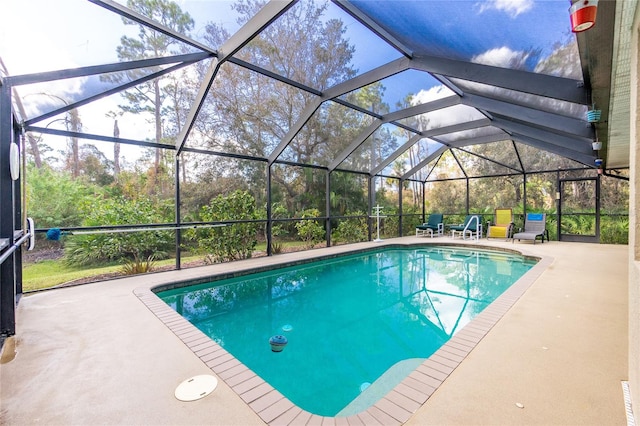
[121, 254, 156, 275]
[601, 216, 629, 244]
[295, 209, 325, 248]
[259, 202, 289, 241]
[270, 241, 284, 254]
[380, 211, 399, 239]
[197, 190, 260, 263]
[332, 211, 368, 243]
[64, 196, 173, 266]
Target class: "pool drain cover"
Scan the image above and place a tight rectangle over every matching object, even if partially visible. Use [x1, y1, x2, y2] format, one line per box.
[175, 375, 218, 402]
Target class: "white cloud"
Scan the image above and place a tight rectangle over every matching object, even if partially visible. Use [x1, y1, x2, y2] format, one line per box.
[412, 85, 455, 105]
[411, 85, 486, 131]
[471, 46, 529, 68]
[477, 0, 533, 18]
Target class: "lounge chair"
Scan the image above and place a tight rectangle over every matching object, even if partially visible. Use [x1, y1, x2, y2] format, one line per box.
[513, 213, 549, 244]
[449, 215, 482, 240]
[487, 208, 514, 240]
[416, 213, 444, 237]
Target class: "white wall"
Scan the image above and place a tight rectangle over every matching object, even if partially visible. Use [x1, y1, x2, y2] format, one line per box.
[629, 5, 640, 419]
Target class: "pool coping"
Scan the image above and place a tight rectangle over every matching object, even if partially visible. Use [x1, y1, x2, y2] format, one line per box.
[134, 241, 552, 425]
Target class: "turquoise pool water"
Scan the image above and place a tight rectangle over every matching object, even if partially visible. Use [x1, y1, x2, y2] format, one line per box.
[158, 246, 535, 416]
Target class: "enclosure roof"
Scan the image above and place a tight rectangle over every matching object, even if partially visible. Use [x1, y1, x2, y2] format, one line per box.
[1, 0, 627, 179]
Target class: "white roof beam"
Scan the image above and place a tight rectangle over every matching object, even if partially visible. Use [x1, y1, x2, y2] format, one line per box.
[411, 54, 587, 104]
[492, 116, 593, 155]
[461, 92, 593, 138]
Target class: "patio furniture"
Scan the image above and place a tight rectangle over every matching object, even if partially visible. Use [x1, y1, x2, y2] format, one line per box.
[513, 213, 549, 244]
[487, 208, 514, 240]
[449, 215, 482, 240]
[416, 213, 444, 237]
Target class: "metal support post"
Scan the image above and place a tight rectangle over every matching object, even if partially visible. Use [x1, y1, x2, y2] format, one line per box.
[398, 178, 403, 237]
[266, 164, 273, 256]
[0, 82, 16, 337]
[367, 176, 374, 241]
[325, 171, 331, 247]
[175, 155, 181, 270]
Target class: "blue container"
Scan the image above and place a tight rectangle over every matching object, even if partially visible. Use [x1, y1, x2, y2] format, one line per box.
[269, 335, 288, 352]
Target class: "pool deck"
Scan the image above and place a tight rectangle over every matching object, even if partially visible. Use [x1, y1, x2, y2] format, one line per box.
[0, 237, 629, 425]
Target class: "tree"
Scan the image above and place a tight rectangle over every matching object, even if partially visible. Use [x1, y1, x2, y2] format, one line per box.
[102, 0, 194, 194]
[26, 164, 104, 228]
[106, 111, 123, 181]
[389, 159, 407, 190]
[34, 93, 83, 177]
[198, 0, 376, 214]
[163, 66, 199, 184]
[66, 109, 82, 178]
[329, 171, 367, 216]
[113, 119, 121, 178]
[395, 93, 430, 205]
[76, 145, 114, 186]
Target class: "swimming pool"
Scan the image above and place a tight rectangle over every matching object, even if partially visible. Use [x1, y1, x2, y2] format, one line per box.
[157, 246, 536, 416]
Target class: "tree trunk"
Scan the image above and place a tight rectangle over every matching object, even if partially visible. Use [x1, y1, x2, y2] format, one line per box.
[113, 119, 121, 181]
[408, 148, 418, 205]
[153, 79, 162, 193]
[68, 109, 81, 178]
[26, 134, 42, 169]
[154, 80, 162, 161]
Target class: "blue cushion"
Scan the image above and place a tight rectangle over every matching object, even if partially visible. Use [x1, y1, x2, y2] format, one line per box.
[527, 213, 543, 221]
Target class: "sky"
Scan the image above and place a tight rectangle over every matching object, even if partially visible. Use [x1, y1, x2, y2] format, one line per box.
[1, 0, 236, 163]
[0, 0, 578, 166]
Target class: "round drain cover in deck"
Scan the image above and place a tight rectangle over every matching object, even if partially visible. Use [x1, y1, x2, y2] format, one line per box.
[175, 375, 218, 401]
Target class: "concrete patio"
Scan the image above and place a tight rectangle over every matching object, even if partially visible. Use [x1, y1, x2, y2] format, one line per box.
[0, 237, 629, 425]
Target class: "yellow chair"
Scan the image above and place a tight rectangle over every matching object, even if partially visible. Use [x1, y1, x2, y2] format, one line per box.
[486, 208, 514, 239]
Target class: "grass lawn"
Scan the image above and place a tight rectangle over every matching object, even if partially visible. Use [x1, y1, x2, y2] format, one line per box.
[22, 256, 201, 292]
[255, 240, 308, 252]
[22, 241, 311, 292]
[22, 261, 124, 292]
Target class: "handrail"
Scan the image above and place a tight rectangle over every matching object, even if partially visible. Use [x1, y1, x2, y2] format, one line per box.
[0, 232, 31, 266]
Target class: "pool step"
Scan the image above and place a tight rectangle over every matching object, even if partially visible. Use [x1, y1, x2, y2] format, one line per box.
[337, 358, 425, 417]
